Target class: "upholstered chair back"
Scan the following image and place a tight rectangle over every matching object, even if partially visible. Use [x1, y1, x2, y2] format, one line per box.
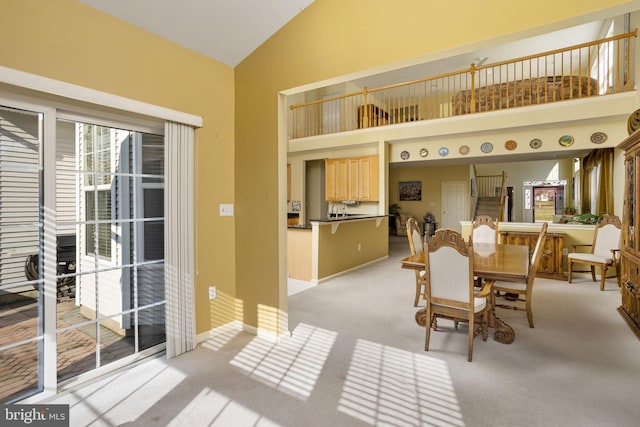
[593, 221, 621, 259]
[471, 215, 498, 244]
[427, 245, 471, 303]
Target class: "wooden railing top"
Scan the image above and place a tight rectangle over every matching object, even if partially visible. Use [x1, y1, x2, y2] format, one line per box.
[290, 29, 637, 111]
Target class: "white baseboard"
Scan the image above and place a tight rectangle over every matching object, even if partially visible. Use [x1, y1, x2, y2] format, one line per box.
[318, 255, 389, 283]
[197, 320, 291, 344]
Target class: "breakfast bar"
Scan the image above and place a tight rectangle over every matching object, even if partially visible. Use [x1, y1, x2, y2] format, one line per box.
[288, 215, 388, 284]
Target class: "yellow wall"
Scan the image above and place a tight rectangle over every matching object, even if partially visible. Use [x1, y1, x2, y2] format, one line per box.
[316, 219, 389, 279]
[236, 0, 635, 334]
[1, 0, 236, 334]
[389, 165, 470, 227]
[3, 0, 634, 338]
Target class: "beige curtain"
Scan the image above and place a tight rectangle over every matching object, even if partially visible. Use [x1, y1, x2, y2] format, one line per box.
[164, 121, 196, 358]
[581, 148, 614, 215]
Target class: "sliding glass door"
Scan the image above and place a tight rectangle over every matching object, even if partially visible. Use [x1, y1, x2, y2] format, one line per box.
[0, 101, 166, 403]
[0, 105, 45, 402]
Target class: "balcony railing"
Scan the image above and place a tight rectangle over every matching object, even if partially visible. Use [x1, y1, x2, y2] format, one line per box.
[290, 30, 637, 139]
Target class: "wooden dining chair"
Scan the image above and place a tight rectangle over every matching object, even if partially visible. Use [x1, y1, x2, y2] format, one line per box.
[423, 228, 491, 362]
[567, 215, 621, 291]
[470, 215, 498, 287]
[406, 217, 425, 306]
[471, 215, 498, 244]
[493, 222, 548, 328]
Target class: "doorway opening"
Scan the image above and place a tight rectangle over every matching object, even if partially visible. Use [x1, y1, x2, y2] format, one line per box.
[533, 185, 564, 222]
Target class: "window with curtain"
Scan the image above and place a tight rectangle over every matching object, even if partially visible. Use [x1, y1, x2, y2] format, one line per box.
[581, 148, 614, 216]
[0, 68, 200, 401]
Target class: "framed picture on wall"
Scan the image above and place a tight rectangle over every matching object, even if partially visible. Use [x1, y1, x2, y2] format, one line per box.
[399, 181, 422, 201]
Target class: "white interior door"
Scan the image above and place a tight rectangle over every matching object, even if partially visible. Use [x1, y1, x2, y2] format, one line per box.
[441, 181, 468, 232]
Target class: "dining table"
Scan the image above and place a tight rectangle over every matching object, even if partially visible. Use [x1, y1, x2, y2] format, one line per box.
[400, 242, 530, 344]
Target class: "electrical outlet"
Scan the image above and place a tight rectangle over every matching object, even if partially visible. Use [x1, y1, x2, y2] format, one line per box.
[562, 248, 568, 256]
[208, 286, 217, 299]
[219, 204, 234, 216]
[357, 243, 362, 251]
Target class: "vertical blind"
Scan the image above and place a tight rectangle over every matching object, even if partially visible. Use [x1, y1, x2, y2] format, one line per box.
[164, 121, 196, 358]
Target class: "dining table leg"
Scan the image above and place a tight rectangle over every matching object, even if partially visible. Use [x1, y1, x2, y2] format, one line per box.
[485, 280, 515, 344]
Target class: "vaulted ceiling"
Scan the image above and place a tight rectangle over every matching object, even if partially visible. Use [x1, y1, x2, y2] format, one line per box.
[80, 0, 315, 67]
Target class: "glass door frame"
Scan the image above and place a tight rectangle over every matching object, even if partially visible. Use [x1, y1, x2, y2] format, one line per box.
[1, 93, 168, 402]
[0, 96, 58, 400]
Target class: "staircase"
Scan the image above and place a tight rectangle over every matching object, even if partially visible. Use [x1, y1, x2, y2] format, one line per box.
[475, 196, 502, 220]
[473, 171, 507, 221]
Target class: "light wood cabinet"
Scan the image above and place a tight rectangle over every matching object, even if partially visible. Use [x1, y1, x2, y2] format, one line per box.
[325, 155, 379, 201]
[325, 157, 349, 201]
[499, 230, 565, 280]
[618, 129, 640, 339]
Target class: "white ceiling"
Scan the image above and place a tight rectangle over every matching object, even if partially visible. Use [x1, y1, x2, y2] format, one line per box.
[81, 0, 315, 67]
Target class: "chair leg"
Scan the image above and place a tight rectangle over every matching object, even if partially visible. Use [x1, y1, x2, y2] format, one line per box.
[590, 266, 596, 282]
[600, 265, 606, 291]
[526, 298, 534, 328]
[414, 280, 421, 307]
[482, 310, 488, 341]
[425, 315, 432, 352]
[568, 260, 573, 283]
[468, 323, 474, 362]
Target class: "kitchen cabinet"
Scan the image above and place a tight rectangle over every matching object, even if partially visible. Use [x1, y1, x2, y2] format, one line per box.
[618, 129, 640, 339]
[325, 157, 349, 201]
[325, 155, 379, 201]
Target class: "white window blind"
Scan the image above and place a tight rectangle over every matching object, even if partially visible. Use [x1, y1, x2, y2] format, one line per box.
[164, 121, 195, 358]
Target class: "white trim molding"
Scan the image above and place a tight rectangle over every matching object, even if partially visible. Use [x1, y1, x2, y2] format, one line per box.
[0, 66, 203, 128]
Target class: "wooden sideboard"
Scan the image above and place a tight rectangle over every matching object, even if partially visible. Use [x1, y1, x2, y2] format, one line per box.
[499, 230, 565, 280]
[618, 128, 640, 339]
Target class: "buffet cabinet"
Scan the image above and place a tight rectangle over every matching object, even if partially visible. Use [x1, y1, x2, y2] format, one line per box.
[618, 129, 640, 339]
[499, 230, 565, 280]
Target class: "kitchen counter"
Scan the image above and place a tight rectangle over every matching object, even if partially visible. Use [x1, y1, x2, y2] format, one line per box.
[290, 215, 389, 283]
[310, 214, 387, 223]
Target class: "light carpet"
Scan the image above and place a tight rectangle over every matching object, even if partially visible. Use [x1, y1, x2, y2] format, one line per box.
[44, 235, 639, 426]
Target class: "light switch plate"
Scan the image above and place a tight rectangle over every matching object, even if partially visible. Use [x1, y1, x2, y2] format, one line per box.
[219, 204, 234, 216]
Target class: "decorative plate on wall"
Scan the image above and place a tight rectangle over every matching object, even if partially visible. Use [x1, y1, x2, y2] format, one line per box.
[480, 142, 493, 153]
[438, 147, 449, 157]
[400, 150, 410, 160]
[559, 135, 574, 147]
[505, 140, 517, 150]
[590, 132, 607, 144]
[420, 148, 429, 157]
[529, 138, 542, 149]
[459, 145, 470, 155]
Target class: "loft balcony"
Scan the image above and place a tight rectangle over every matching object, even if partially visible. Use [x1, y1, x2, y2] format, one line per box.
[289, 30, 637, 141]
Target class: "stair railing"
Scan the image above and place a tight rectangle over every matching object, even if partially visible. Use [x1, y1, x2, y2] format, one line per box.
[474, 171, 507, 221]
